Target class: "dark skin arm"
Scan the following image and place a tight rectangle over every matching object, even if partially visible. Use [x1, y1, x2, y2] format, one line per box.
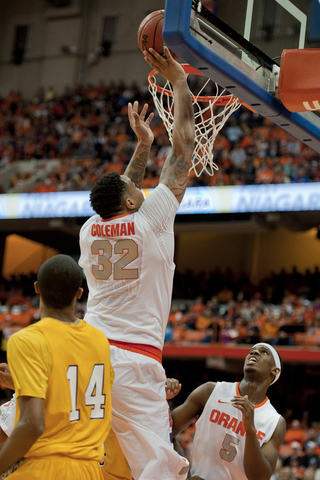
[0, 396, 45, 474]
[0, 363, 14, 390]
[0, 428, 8, 445]
[124, 101, 154, 189]
[171, 382, 216, 438]
[144, 46, 195, 204]
[231, 395, 286, 480]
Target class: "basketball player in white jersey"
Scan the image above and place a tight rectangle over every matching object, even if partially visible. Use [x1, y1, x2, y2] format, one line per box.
[79, 46, 195, 480]
[172, 343, 286, 480]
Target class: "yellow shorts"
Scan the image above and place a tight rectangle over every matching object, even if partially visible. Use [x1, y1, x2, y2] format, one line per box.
[102, 428, 132, 480]
[8, 456, 103, 480]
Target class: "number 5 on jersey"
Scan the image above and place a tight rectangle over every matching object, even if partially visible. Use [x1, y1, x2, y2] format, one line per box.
[220, 434, 240, 462]
[67, 364, 106, 422]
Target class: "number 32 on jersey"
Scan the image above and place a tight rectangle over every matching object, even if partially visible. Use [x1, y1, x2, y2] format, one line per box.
[91, 239, 139, 280]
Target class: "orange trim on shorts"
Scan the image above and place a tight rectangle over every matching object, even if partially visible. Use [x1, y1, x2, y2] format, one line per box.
[108, 339, 162, 364]
[236, 382, 268, 408]
[101, 214, 131, 222]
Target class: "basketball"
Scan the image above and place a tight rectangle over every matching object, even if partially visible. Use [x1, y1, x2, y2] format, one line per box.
[137, 10, 178, 59]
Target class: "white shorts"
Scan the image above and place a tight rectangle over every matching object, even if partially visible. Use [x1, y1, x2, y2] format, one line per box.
[110, 346, 189, 480]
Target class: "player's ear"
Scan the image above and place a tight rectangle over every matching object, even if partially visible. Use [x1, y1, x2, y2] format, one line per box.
[34, 281, 40, 294]
[271, 366, 280, 376]
[125, 197, 135, 210]
[77, 287, 83, 300]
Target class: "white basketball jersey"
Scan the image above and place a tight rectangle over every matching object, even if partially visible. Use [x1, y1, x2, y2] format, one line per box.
[79, 184, 179, 350]
[190, 382, 281, 480]
[0, 394, 15, 437]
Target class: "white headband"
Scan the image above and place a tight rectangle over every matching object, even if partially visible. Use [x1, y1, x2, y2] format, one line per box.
[252, 343, 281, 385]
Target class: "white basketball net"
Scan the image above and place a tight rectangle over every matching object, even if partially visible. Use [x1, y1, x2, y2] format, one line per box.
[148, 71, 241, 176]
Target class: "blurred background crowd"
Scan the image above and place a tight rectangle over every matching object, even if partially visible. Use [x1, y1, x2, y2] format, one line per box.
[0, 266, 319, 354]
[1, 81, 320, 194]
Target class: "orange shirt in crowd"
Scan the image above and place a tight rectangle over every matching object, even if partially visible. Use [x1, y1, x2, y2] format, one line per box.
[284, 427, 306, 446]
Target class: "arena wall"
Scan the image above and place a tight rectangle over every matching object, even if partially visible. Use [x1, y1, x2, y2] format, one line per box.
[0, 0, 165, 97]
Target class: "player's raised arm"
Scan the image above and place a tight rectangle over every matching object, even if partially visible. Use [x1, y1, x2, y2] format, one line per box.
[171, 382, 215, 438]
[144, 46, 195, 203]
[124, 101, 154, 189]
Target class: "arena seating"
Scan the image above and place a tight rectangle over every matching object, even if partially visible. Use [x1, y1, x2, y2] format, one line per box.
[0, 268, 319, 350]
[1, 83, 320, 193]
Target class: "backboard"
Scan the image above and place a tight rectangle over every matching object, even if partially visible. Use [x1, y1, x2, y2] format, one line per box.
[162, 0, 320, 153]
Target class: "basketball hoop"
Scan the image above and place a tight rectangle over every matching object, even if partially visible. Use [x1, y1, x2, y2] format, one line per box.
[148, 64, 242, 177]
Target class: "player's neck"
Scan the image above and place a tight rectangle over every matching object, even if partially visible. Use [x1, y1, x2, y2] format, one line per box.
[238, 379, 268, 405]
[40, 306, 78, 325]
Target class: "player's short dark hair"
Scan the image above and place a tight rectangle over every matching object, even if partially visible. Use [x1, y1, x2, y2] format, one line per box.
[90, 172, 127, 219]
[37, 255, 82, 309]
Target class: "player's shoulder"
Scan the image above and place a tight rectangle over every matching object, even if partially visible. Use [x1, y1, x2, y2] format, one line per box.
[270, 415, 286, 446]
[204, 381, 217, 395]
[143, 183, 179, 206]
[9, 323, 42, 340]
[8, 323, 46, 351]
[80, 214, 101, 234]
[190, 381, 217, 405]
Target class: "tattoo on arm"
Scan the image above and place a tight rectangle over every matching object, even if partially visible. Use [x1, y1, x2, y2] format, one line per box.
[124, 144, 150, 189]
[160, 151, 190, 203]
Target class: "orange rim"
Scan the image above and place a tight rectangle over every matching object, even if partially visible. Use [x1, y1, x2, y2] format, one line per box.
[148, 63, 255, 111]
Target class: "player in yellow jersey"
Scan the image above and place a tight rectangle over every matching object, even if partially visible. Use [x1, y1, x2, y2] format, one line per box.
[0, 254, 114, 480]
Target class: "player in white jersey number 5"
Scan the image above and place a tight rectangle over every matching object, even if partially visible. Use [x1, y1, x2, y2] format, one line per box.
[172, 343, 286, 480]
[79, 46, 195, 480]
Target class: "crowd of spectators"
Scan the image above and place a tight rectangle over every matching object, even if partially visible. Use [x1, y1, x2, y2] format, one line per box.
[274, 418, 320, 480]
[165, 266, 320, 347]
[0, 266, 319, 352]
[1, 81, 320, 194]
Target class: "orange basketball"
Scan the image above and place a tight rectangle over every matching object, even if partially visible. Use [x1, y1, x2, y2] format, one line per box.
[137, 10, 178, 59]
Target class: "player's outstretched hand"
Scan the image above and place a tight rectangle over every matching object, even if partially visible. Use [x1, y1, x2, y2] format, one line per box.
[128, 101, 154, 146]
[143, 46, 186, 86]
[0, 363, 14, 390]
[165, 378, 182, 400]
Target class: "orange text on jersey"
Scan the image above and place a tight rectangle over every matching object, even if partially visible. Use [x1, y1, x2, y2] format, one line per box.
[209, 409, 266, 441]
[91, 222, 135, 237]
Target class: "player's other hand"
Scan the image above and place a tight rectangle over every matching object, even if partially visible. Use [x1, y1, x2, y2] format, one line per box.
[128, 101, 154, 146]
[0, 363, 14, 390]
[231, 394, 255, 432]
[143, 46, 186, 86]
[165, 378, 182, 400]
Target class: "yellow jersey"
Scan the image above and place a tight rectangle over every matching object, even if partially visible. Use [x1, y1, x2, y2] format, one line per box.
[8, 317, 114, 463]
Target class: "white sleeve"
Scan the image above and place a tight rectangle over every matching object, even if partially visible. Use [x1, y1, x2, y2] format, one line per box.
[139, 184, 180, 233]
[0, 394, 16, 437]
[79, 214, 100, 268]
